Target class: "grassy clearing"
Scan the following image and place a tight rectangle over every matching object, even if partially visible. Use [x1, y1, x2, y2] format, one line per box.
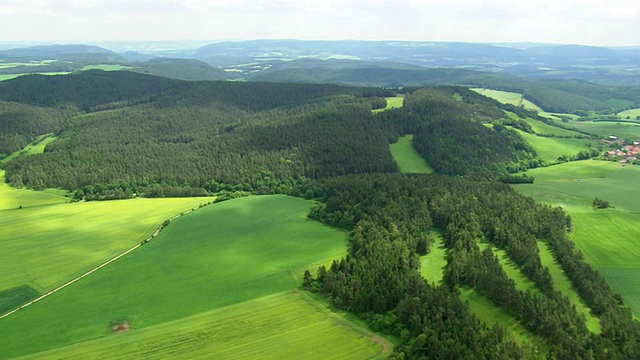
[419, 230, 446, 284]
[477, 242, 538, 294]
[537, 242, 600, 333]
[372, 95, 404, 113]
[514, 128, 597, 162]
[460, 288, 546, 352]
[0, 196, 360, 358]
[0, 196, 213, 294]
[389, 134, 434, 173]
[564, 121, 640, 140]
[0, 170, 69, 210]
[17, 291, 386, 360]
[1, 134, 57, 165]
[506, 113, 584, 137]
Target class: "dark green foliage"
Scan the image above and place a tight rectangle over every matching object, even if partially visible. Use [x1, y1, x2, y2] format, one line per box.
[0, 285, 39, 315]
[592, 198, 612, 209]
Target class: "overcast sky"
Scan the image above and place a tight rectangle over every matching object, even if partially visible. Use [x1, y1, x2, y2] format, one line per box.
[1, 0, 638, 46]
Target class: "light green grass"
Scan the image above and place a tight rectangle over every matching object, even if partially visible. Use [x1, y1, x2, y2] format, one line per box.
[0, 196, 359, 358]
[0, 72, 70, 81]
[80, 65, 129, 71]
[565, 121, 640, 140]
[1, 134, 57, 165]
[0, 196, 213, 294]
[372, 95, 404, 113]
[477, 242, 538, 294]
[537, 242, 600, 333]
[419, 230, 446, 284]
[617, 108, 640, 118]
[0, 170, 69, 210]
[472, 88, 544, 112]
[507, 113, 585, 137]
[460, 288, 546, 352]
[0, 60, 55, 69]
[513, 160, 640, 317]
[16, 291, 386, 360]
[514, 128, 596, 162]
[389, 134, 434, 173]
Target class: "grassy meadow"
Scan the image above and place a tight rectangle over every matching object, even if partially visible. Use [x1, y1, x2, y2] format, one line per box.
[372, 95, 404, 113]
[389, 134, 434, 173]
[419, 230, 446, 284]
[617, 108, 640, 119]
[513, 160, 640, 317]
[471, 88, 544, 112]
[0, 195, 388, 359]
[514, 129, 597, 162]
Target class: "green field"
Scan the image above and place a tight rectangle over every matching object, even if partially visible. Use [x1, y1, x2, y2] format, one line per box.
[508, 113, 585, 137]
[514, 128, 596, 162]
[513, 160, 640, 317]
[372, 95, 404, 113]
[0, 195, 387, 359]
[419, 230, 446, 284]
[472, 88, 544, 112]
[617, 108, 640, 119]
[16, 291, 387, 360]
[564, 120, 640, 140]
[80, 64, 129, 71]
[389, 134, 434, 173]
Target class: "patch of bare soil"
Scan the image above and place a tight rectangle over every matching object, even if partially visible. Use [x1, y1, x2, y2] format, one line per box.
[111, 321, 130, 333]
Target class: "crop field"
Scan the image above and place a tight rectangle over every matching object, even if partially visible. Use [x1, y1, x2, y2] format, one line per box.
[419, 230, 446, 284]
[514, 128, 597, 162]
[16, 291, 386, 360]
[0, 195, 386, 359]
[389, 134, 434, 173]
[564, 120, 640, 140]
[513, 160, 640, 317]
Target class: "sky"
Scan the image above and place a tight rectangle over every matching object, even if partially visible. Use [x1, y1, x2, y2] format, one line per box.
[1, 0, 638, 47]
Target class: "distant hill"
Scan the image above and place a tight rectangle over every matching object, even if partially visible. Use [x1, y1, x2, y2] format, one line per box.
[0, 44, 125, 63]
[128, 58, 230, 81]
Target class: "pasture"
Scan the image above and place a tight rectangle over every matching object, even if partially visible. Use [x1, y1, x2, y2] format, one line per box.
[617, 108, 640, 119]
[16, 291, 386, 360]
[419, 230, 446, 284]
[471, 88, 544, 113]
[0, 195, 385, 359]
[514, 128, 597, 162]
[389, 134, 434, 173]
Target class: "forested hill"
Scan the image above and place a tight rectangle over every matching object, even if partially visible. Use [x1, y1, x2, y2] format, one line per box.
[1, 72, 534, 197]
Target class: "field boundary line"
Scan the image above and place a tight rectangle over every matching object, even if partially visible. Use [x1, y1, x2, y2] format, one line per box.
[0, 204, 206, 321]
[295, 289, 394, 358]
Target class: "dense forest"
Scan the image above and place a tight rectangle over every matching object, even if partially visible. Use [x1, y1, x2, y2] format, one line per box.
[1, 71, 639, 358]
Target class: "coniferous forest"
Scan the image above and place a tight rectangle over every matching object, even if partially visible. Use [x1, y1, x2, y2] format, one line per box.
[1, 71, 639, 358]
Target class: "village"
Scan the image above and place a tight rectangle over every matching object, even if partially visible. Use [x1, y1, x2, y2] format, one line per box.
[604, 136, 640, 164]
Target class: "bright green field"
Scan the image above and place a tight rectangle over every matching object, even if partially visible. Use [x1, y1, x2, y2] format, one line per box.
[618, 108, 640, 118]
[472, 88, 544, 112]
[514, 128, 596, 162]
[460, 288, 546, 352]
[372, 95, 404, 113]
[419, 230, 446, 284]
[506, 113, 585, 137]
[16, 291, 387, 360]
[0, 195, 381, 359]
[564, 121, 640, 140]
[513, 160, 640, 317]
[389, 135, 434, 173]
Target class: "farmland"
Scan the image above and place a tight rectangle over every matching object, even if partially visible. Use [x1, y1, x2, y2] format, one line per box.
[0, 195, 388, 359]
[514, 128, 597, 162]
[471, 88, 543, 112]
[389, 135, 434, 174]
[564, 120, 640, 140]
[513, 160, 640, 317]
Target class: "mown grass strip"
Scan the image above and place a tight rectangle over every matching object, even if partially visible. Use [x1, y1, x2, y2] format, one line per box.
[389, 134, 434, 173]
[419, 230, 446, 284]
